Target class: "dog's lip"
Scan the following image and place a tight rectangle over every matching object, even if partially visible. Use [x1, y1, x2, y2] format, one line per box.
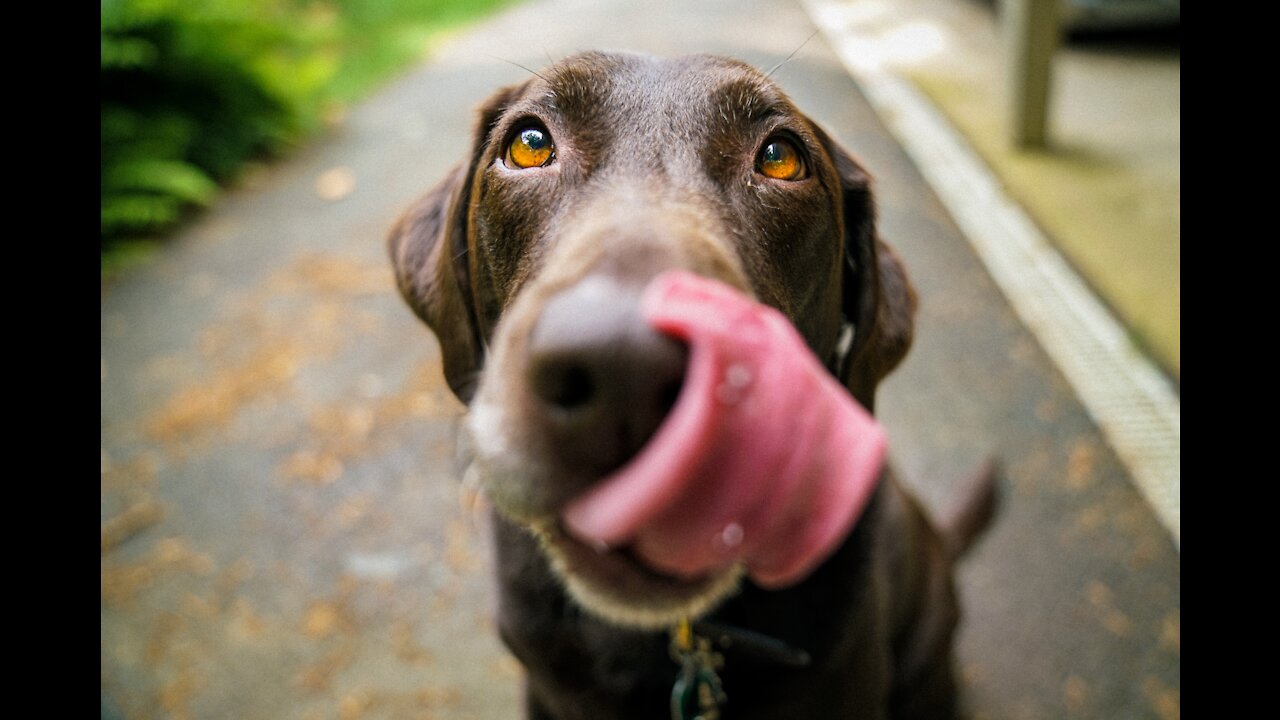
[536, 517, 718, 588]
[516, 512, 747, 630]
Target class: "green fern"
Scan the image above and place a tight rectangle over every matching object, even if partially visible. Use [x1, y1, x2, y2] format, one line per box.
[101, 0, 518, 256]
[104, 159, 218, 205]
[101, 194, 183, 234]
[101, 0, 307, 248]
[101, 36, 158, 69]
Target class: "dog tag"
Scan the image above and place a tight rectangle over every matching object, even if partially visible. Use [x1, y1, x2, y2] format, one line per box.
[670, 619, 726, 720]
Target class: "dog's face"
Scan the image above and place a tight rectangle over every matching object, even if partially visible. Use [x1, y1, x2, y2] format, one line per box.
[390, 52, 915, 628]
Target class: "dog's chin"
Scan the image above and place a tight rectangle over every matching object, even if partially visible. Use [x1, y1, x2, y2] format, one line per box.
[523, 519, 744, 631]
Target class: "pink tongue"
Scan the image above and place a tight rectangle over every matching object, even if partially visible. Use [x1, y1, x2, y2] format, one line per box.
[561, 271, 887, 589]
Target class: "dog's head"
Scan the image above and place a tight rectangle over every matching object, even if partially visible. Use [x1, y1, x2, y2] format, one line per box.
[389, 51, 915, 628]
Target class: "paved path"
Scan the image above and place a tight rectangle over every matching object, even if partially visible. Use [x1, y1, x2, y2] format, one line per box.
[100, 1, 1179, 718]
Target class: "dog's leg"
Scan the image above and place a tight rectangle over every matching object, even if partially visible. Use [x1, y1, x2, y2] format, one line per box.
[891, 651, 961, 720]
[525, 691, 555, 720]
[876, 480, 965, 720]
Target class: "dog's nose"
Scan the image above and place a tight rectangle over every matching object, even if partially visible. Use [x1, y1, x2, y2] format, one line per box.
[526, 276, 688, 478]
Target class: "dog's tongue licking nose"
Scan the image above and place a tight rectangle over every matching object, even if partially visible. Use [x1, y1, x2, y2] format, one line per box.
[562, 271, 887, 589]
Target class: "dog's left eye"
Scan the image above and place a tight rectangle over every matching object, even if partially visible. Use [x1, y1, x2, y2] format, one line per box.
[506, 127, 555, 169]
[756, 138, 806, 181]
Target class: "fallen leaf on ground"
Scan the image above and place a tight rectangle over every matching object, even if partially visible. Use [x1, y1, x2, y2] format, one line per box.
[315, 167, 356, 201]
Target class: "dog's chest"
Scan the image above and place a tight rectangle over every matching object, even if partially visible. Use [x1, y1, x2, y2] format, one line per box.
[491, 500, 894, 719]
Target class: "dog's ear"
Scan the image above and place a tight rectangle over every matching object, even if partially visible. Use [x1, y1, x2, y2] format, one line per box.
[816, 127, 917, 412]
[388, 84, 525, 404]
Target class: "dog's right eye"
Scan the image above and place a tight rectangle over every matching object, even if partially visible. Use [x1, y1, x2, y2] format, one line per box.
[506, 127, 555, 169]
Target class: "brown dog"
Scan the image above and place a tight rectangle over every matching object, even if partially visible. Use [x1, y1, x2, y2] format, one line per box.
[389, 51, 995, 720]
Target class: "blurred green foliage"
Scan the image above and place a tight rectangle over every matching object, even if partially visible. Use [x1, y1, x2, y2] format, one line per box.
[101, 0, 513, 262]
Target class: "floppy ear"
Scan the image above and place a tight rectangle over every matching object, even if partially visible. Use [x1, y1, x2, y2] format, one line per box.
[387, 85, 524, 404]
[817, 129, 917, 412]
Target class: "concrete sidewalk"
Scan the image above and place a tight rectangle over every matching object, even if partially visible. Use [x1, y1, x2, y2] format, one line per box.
[815, 0, 1180, 378]
[101, 0, 1179, 718]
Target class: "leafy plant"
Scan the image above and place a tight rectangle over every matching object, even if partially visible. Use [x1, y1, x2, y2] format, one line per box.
[101, 0, 334, 252]
[101, 0, 514, 261]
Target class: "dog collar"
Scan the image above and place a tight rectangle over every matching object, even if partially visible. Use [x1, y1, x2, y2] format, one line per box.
[669, 617, 812, 720]
[670, 618, 726, 720]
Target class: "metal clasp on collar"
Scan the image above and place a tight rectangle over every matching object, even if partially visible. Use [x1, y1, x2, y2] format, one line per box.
[670, 617, 727, 720]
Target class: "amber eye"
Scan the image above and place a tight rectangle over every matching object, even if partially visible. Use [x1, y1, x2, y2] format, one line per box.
[756, 138, 805, 181]
[506, 127, 555, 169]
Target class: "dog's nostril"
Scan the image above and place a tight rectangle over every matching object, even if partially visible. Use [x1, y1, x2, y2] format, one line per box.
[533, 360, 597, 412]
[658, 378, 684, 415]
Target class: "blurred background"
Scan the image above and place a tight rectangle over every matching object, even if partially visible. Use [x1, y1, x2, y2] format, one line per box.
[101, 1, 1178, 718]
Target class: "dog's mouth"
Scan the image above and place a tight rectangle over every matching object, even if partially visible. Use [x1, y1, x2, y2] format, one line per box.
[556, 272, 886, 589]
[472, 271, 887, 629]
[526, 518, 746, 630]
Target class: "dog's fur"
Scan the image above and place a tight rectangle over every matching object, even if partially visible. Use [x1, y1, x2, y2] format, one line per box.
[389, 51, 994, 720]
